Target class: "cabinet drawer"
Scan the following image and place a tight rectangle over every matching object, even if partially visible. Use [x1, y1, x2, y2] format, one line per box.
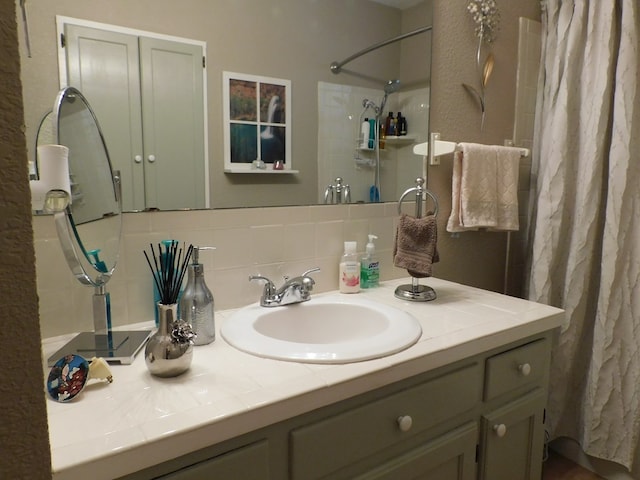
[290, 362, 482, 480]
[353, 422, 477, 480]
[484, 338, 550, 401]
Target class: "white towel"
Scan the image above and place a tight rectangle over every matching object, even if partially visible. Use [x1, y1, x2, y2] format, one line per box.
[446, 143, 521, 232]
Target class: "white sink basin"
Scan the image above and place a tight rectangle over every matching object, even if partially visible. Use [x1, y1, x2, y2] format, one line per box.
[221, 295, 422, 363]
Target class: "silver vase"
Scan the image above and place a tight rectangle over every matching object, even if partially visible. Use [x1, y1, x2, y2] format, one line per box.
[145, 303, 194, 377]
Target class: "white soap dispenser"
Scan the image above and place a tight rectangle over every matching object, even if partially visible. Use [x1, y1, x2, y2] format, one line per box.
[179, 246, 216, 345]
[360, 234, 379, 288]
[339, 241, 360, 293]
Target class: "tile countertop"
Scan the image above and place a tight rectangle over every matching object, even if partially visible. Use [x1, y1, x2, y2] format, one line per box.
[42, 277, 564, 480]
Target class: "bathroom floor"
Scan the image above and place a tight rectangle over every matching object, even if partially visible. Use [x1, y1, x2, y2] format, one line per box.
[543, 450, 606, 479]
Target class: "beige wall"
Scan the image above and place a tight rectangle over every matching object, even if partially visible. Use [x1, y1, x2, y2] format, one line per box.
[429, 0, 540, 293]
[6, 0, 540, 474]
[0, 3, 51, 479]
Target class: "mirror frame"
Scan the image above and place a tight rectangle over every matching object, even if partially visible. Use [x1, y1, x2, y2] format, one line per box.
[51, 86, 122, 288]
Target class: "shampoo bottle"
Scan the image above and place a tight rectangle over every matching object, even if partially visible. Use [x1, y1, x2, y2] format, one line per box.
[360, 118, 370, 149]
[385, 112, 396, 137]
[367, 118, 376, 149]
[397, 112, 407, 136]
[360, 234, 379, 288]
[339, 241, 360, 293]
[179, 246, 216, 345]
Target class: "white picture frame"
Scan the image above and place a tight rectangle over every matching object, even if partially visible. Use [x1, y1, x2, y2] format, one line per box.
[222, 71, 294, 173]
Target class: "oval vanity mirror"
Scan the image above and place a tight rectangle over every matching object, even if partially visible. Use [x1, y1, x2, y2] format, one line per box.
[45, 86, 151, 366]
[42, 86, 122, 284]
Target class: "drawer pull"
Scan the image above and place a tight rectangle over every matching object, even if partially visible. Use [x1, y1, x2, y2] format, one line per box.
[397, 415, 413, 432]
[518, 363, 532, 376]
[134, 155, 143, 163]
[493, 423, 507, 437]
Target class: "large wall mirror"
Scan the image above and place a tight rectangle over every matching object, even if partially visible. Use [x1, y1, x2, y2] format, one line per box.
[19, 0, 433, 211]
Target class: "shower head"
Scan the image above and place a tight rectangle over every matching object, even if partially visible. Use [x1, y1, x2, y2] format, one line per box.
[379, 79, 400, 115]
[384, 79, 401, 94]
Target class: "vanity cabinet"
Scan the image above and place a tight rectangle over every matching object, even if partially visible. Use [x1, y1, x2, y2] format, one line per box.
[290, 362, 481, 479]
[158, 440, 270, 480]
[118, 333, 552, 480]
[478, 338, 550, 480]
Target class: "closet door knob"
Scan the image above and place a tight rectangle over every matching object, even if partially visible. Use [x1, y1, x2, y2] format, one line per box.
[518, 363, 532, 376]
[493, 423, 507, 437]
[397, 415, 413, 432]
[134, 155, 143, 163]
[147, 154, 156, 163]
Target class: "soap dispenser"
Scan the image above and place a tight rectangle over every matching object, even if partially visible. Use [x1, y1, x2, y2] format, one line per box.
[179, 246, 216, 345]
[360, 234, 380, 288]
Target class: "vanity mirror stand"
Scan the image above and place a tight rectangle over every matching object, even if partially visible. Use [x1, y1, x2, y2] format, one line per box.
[46, 212, 152, 366]
[44, 87, 151, 366]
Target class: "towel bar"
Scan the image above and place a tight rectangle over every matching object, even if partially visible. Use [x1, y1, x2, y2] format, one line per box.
[413, 132, 530, 166]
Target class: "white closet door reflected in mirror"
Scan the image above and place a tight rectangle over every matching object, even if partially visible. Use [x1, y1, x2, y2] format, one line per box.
[60, 18, 209, 211]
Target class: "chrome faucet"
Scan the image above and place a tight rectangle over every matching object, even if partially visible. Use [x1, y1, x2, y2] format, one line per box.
[249, 268, 320, 307]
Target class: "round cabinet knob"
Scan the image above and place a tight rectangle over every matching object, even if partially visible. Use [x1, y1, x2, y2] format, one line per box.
[147, 154, 156, 163]
[518, 363, 532, 376]
[493, 423, 507, 437]
[134, 155, 143, 163]
[397, 415, 413, 432]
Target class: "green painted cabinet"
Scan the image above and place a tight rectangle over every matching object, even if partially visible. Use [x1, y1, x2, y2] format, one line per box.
[62, 21, 207, 211]
[479, 390, 546, 480]
[158, 440, 270, 480]
[119, 333, 553, 480]
[353, 422, 478, 480]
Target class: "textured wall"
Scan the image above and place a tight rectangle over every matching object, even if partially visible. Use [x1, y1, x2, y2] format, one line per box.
[429, 0, 541, 293]
[0, 3, 52, 478]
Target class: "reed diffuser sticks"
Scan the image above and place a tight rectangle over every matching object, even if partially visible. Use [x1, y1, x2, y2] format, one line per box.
[144, 242, 193, 305]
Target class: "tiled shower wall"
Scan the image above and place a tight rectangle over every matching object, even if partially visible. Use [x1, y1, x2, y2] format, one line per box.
[317, 81, 428, 204]
[506, 17, 541, 296]
[33, 203, 413, 339]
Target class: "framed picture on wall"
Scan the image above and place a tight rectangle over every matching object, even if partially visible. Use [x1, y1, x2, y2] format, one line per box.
[222, 71, 295, 173]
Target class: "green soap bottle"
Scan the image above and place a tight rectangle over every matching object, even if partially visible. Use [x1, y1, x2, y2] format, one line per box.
[360, 234, 379, 288]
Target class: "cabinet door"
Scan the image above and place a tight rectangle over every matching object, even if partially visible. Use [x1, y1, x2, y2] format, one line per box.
[63, 23, 207, 211]
[352, 422, 477, 480]
[479, 389, 546, 480]
[64, 24, 146, 212]
[139, 37, 206, 210]
[157, 440, 269, 480]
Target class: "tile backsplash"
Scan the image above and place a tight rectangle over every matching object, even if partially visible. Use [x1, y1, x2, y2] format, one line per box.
[33, 203, 410, 338]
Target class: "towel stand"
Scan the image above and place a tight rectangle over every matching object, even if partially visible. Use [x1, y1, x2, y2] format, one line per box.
[395, 177, 438, 302]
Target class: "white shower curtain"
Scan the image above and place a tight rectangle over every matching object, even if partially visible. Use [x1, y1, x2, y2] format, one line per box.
[527, 0, 640, 471]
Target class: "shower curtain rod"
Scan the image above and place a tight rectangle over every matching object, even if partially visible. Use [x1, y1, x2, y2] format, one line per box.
[330, 25, 432, 74]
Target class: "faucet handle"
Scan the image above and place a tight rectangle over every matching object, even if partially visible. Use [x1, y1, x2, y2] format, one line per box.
[249, 275, 276, 296]
[302, 267, 321, 277]
[300, 268, 320, 293]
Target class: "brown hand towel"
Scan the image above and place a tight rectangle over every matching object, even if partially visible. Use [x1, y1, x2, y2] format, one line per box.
[393, 213, 439, 278]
